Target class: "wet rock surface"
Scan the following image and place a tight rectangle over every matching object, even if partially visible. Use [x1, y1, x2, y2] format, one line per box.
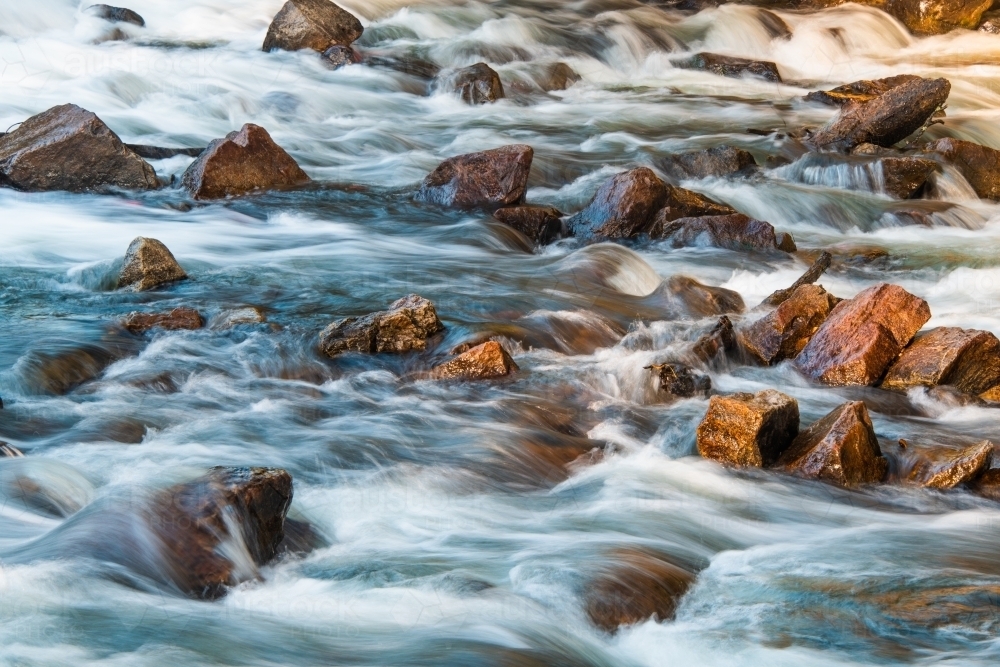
[210, 307, 268, 329]
[884, 0, 992, 35]
[674, 52, 782, 82]
[659, 145, 758, 181]
[86, 4, 146, 26]
[649, 185, 737, 229]
[321, 44, 362, 69]
[696, 389, 800, 466]
[652, 213, 790, 252]
[567, 167, 668, 239]
[118, 237, 188, 291]
[417, 145, 533, 209]
[541, 62, 580, 91]
[493, 205, 563, 245]
[876, 156, 938, 199]
[430, 341, 518, 380]
[447, 63, 505, 104]
[319, 295, 444, 357]
[659, 276, 746, 318]
[123, 307, 204, 334]
[646, 362, 712, 399]
[691, 315, 738, 364]
[262, 0, 363, 53]
[926, 138, 1000, 200]
[761, 252, 832, 307]
[740, 284, 836, 365]
[908, 441, 994, 489]
[882, 327, 1000, 395]
[805, 75, 921, 106]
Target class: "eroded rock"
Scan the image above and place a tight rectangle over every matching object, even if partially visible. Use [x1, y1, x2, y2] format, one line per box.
[430, 341, 518, 380]
[123, 307, 204, 334]
[652, 213, 791, 252]
[262, 0, 363, 53]
[319, 295, 444, 357]
[417, 144, 532, 209]
[493, 205, 563, 245]
[804, 75, 921, 106]
[659, 145, 758, 181]
[908, 441, 993, 489]
[926, 138, 1000, 200]
[881, 327, 1000, 395]
[448, 63, 505, 104]
[740, 285, 836, 365]
[567, 167, 668, 239]
[696, 389, 800, 466]
[674, 53, 781, 82]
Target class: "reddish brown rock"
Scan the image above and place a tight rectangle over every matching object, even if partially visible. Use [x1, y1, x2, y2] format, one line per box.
[881, 327, 1000, 394]
[449, 63, 505, 104]
[0, 104, 157, 192]
[674, 53, 781, 82]
[151, 467, 292, 598]
[652, 213, 791, 252]
[585, 549, 696, 632]
[181, 124, 309, 199]
[262, 0, 363, 53]
[778, 401, 887, 486]
[568, 168, 668, 239]
[795, 283, 931, 386]
[884, 0, 992, 35]
[740, 285, 836, 365]
[649, 185, 737, 229]
[805, 75, 921, 106]
[123, 307, 204, 334]
[493, 205, 563, 245]
[926, 138, 1000, 200]
[646, 362, 711, 399]
[541, 62, 580, 91]
[696, 390, 800, 467]
[417, 145, 532, 209]
[430, 341, 518, 380]
[811, 78, 951, 151]
[877, 156, 938, 199]
[908, 441, 993, 489]
[319, 294, 444, 357]
[117, 237, 188, 291]
[761, 252, 833, 307]
[659, 145, 758, 181]
[970, 467, 1000, 500]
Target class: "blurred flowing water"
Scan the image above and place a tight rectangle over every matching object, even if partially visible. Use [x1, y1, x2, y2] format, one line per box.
[3, 1, 1000, 665]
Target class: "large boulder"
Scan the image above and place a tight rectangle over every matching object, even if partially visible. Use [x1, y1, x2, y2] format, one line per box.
[740, 284, 836, 365]
[908, 441, 993, 489]
[118, 237, 188, 291]
[585, 549, 696, 632]
[181, 124, 309, 200]
[0, 104, 157, 192]
[649, 185, 737, 231]
[262, 0, 363, 53]
[674, 53, 781, 82]
[926, 138, 1000, 200]
[659, 145, 758, 181]
[778, 401, 887, 486]
[151, 467, 292, 598]
[696, 389, 800, 467]
[493, 205, 563, 245]
[884, 0, 992, 35]
[881, 327, 1000, 395]
[123, 307, 204, 334]
[652, 213, 792, 252]
[795, 283, 931, 386]
[319, 295, 444, 357]
[567, 167, 668, 239]
[430, 341, 518, 380]
[804, 75, 921, 106]
[810, 77, 951, 151]
[448, 63, 505, 104]
[417, 145, 532, 209]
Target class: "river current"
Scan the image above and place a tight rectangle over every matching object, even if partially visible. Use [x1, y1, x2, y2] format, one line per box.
[3, 0, 1000, 665]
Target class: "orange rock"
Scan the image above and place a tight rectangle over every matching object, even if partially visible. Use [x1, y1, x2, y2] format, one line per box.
[881, 327, 1000, 395]
[908, 441, 993, 490]
[696, 390, 800, 467]
[431, 341, 518, 380]
[740, 285, 836, 365]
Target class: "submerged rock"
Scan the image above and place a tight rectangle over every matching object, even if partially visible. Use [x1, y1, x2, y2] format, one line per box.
[585, 549, 696, 632]
[660, 276, 746, 318]
[319, 295, 444, 357]
[778, 401, 887, 486]
[262, 0, 363, 53]
[696, 389, 800, 467]
[430, 341, 518, 380]
[804, 75, 921, 106]
[86, 4, 146, 27]
[740, 284, 836, 365]
[152, 467, 292, 598]
[795, 283, 931, 386]
[881, 327, 1000, 395]
[493, 205, 563, 245]
[659, 145, 758, 181]
[448, 63, 505, 104]
[541, 62, 581, 91]
[646, 362, 711, 399]
[652, 213, 791, 252]
[181, 124, 310, 199]
[123, 307, 204, 334]
[210, 307, 268, 329]
[118, 237, 187, 291]
[908, 441, 994, 489]
[0, 104, 157, 192]
[884, 0, 992, 35]
[926, 138, 1000, 200]
[649, 184, 737, 229]
[417, 145, 532, 209]
[674, 52, 781, 82]
[567, 167, 668, 239]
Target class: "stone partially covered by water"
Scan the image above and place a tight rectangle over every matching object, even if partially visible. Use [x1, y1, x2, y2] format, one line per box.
[417, 145, 532, 209]
[262, 0, 363, 53]
[319, 294, 444, 356]
[117, 237, 188, 291]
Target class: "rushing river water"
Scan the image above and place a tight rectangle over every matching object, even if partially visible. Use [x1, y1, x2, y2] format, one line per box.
[4, 0, 1000, 665]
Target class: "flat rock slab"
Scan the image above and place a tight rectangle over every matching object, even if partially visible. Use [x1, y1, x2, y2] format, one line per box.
[417, 145, 532, 209]
[659, 145, 758, 181]
[805, 75, 921, 106]
[927, 138, 1000, 200]
[568, 167, 668, 239]
[778, 401, 887, 486]
[652, 213, 788, 252]
[881, 327, 1000, 395]
[674, 53, 781, 82]
[430, 341, 518, 380]
[740, 284, 836, 365]
[118, 237, 188, 291]
[908, 441, 994, 489]
[493, 205, 563, 245]
[696, 389, 800, 467]
[181, 123, 309, 199]
[123, 307, 204, 334]
[795, 283, 930, 386]
[319, 294, 444, 357]
[262, 0, 363, 53]
[0, 104, 158, 192]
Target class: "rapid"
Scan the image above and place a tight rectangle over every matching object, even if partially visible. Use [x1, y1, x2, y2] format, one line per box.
[2, 0, 1000, 665]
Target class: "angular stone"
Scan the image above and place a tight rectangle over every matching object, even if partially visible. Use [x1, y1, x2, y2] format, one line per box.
[319, 295, 444, 357]
[646, 362, 711, 399]
[449, 63, 505, 104]
[761, 252, 833, 307]
[123, 307, 204, 334]
[740, 285, 835, 365]
[585, 549, 696, 632]
[86, 4, 145, 27]
[877, 156, 938, 199]
[811, 78, 951, 151]
[881, 327, 1000, 395]
[659, 145, 758, 181]
[417, 145, 532, 209]
[649, 185, 737, 231]
[795, 283, 931, 386]
[118, 237, 188, 291]
[567, 167, 668, 239]
[884, 0, 992, 35]
[778, 401, 887, 486]
[493, 205, 563, 245]
[926, 138, 1000, 200]
[804, 75, 921, 106]
[181, 124, 309, 200]
[151, 467, 292, 598]
[674, 53, 781, 82]
[262, 0, 363, 53]
[909, 441, 993, 489]
[696, 389, 800, 467]
[0, 104, 157, 192]
[652, 213, 789, 252]
[430, 341, 518, 380]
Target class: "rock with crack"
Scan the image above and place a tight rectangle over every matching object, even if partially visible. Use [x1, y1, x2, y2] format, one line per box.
[430, 341, 518, 380]
[493, 205, 563, 245]
[262, 0, 363, 53]
[0, 104, 158, 192]
[319, 295, 444, 357]
[908, 441, 994, 490]
[926, 138, 1000, 200]
[880, 327, 1000, 395]
[123, 307, 204, 334]
[696, 389, 800, 467]
[659, 145, 758, 181]
[567, 168, 668, 240]
[740, 284, 837, 365]
[674, 53, 781, 82]
[118, 237, 188, 291]
[778, 401, 887, 486]
[652, 213, 793, 252]
[417, 145, 532, 209]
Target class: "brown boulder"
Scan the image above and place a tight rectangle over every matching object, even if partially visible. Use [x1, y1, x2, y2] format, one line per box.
[118, 237, 188, 291]
[585, 549, 696, 632]
[181, 124, 309, 200]
[0, 104, 157, 192]
[696, 389, 800, 466]
[804, 75, 921, 106]
[646, 362, 711, 399]
[908, 441, 993, 489]
[541, 62, 581, 91]
[151, 467, 292, 598]
[262, 0, 363, 53]
[970, 467, 1000, 500]
[881, 327, 1000, 394]
[567, 167, 668, 239]
[674, 53, 781, 82]
[649, 185, 737, 229]
[430, 341, 518, 380]
[778, 401, 887, 485]
[659, 145, 758, 181]
[417, 145, 532, 209]
[493, 205, 563, 245]
[810, 78, 951, 151]
[652, 213, 791, 252]
[86, 4, 145, 27]
[740, 284, 836, 365]
[877, 156, 938, 199]
[449, 63, 505, 104]
[926, 138, 1000, 200]
[884, 0, 992, 35]
[123, 307, 204, 334]
[319, 294, 444, 357]
[795, 283, 931, 386]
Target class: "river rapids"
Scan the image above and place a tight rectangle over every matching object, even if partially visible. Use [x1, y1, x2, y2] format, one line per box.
[3, 0, 1000, 665]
